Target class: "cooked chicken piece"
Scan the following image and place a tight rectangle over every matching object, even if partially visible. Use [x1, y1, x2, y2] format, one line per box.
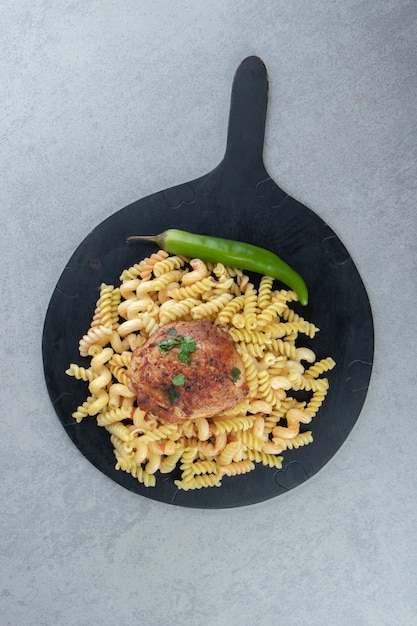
[127, 320, 248, 424]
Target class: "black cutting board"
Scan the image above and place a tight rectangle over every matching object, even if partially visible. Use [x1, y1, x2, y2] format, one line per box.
[42, 56, 374, 508]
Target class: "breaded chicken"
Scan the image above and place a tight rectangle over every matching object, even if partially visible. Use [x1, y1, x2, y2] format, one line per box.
[127, 320, 248, 424]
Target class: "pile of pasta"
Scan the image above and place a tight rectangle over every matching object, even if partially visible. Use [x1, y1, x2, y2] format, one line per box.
[66, 250, 335, 490]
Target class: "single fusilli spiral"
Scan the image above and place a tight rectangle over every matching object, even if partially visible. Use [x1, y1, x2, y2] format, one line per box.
[105, 421, 134, 442]
[219, 460, 255, 476]
[189, 459, 218, 476]
[236, 273, 254, 293]
[269, 338, 297, 359]
[304, 387, 329, 419]
[228, 327, 272, 345]
[246, 449, 283, 468]
[65, 363, 95, 382]
[272, 321, 315, 338]
[138, 424, 179, 443]
[238, 341, 269, 358]
[88, 364, 112, 395]
[108, 382, 136, 409]
[181, 259, 208, 285]
[270, 430, 313, 452]
[115, 454, 156, 486]
[107, 362, 130, 386]
[96, 283, 120, 329]
[138, 311, 159, 336]
[243, 288, 258, 331]
[241, 430, 265, 452]
[168, 276, 216, 300]
[215, 295, 244, 325]
[71, 396, 95, 423]
[176, 473, 222, 490]
[159, 444, 185, 474]
[78, 325, 113, 357]
[96, 406, 132, 426]
[151, 269, 185, 291]
[159, 297, 200, 324]
[119, 260, 147, 282]
[109, 351, 131, 368]
[179, 446, 199, 469]
[119, 278, 140, 299]
[218, 441, 241, 466]
[211, 416, 254, 435]
[271, 289, 298, 305]
[110, 434, 134, 460]
[256, 370, 281, 406]
[152, 255, 187, 277]
[287, 370, 329, 392]
[257, 275, 274, 310]
[139, 250, 169, 279]
[304, 357, 336, 379]
[239, 351, 258, 398]
[191, 292, 234, 320]
[280, 307, 304, 324]
[256, 300, 286, 327]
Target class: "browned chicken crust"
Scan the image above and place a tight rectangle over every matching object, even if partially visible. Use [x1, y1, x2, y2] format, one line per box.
[127, 321, 248, 424]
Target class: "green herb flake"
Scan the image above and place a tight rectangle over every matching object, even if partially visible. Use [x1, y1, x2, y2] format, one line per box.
[177, 336, 197, 364]
[158, 337, 180, 353]
[165, 386, 180, 404]
[158, 333, 197, 364]
[232, 367, 241, 383]
[172, 373, 186, 387]
[167, 327, 177, 336]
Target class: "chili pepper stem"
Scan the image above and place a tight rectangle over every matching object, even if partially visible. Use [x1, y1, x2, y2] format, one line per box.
[127, 235, 160, 244]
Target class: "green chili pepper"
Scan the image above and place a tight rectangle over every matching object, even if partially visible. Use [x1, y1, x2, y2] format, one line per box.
[127, 229, 308, 305]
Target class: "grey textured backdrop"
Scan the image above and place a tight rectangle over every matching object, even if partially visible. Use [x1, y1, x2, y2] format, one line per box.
[1, 1, 416, 625]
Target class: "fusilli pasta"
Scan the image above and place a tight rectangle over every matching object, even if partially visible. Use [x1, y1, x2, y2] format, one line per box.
[66, 250, 335, 491]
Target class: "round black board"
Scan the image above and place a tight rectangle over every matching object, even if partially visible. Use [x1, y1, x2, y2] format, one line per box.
[42, 56, 374, 508]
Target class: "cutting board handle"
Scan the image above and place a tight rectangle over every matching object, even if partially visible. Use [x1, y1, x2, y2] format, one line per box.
[223, 56, 268, 174]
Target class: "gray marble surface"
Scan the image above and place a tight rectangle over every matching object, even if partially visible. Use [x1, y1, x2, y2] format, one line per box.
[1, 1, 416, 625]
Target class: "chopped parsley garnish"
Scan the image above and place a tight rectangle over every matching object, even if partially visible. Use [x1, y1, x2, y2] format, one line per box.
[171, 373, 186, 387]
[158, 337, 181, 353]
[158, 333, 196, 365]
[165, 386, 180, 404]
[232, 367, 241, 383]
[167, 326, 177, 336]
[177, 336, 196, 364]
